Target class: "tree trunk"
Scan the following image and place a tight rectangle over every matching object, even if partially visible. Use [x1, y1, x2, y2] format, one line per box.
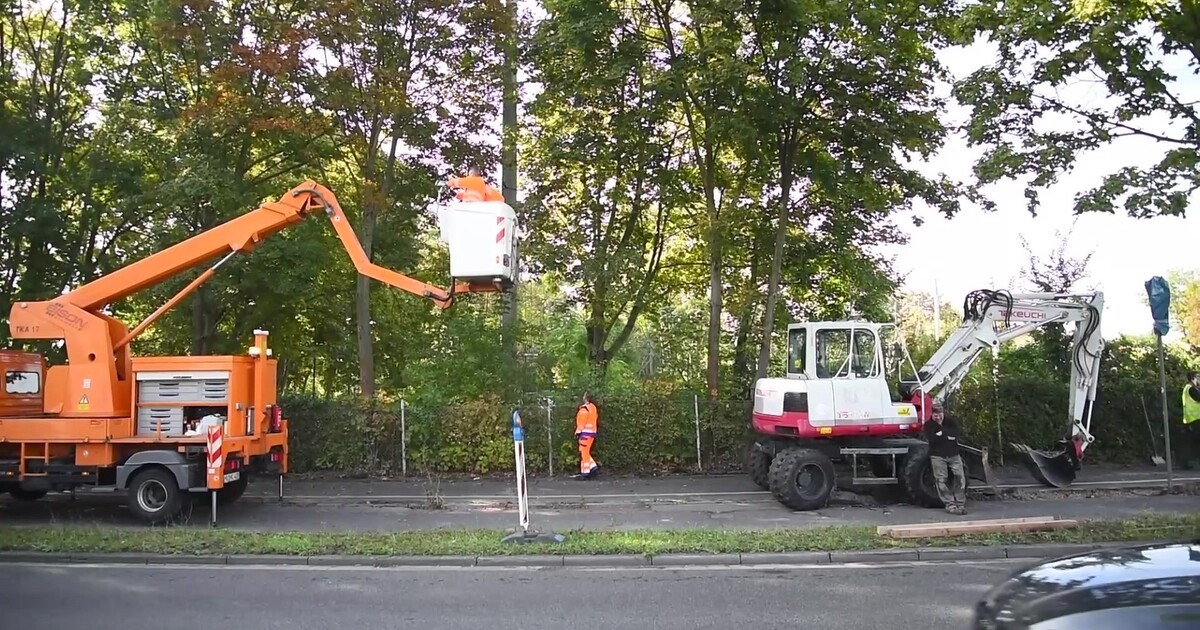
[355, 263, 374, 397]
[499, 0, 520, 357]
[190, 201, 219, 355]
[355, 176, 379, 399]
[756, 136, 799, 379]
[731, 242, 763, 394]
[706, 197, 722, 403]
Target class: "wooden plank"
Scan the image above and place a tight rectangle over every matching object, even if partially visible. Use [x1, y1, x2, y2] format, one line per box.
[876, 516, 1058, 536]
[880, 518, 1078, 539]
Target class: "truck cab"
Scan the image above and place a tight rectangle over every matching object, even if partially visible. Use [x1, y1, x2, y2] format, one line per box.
[1, 350, 46, 418]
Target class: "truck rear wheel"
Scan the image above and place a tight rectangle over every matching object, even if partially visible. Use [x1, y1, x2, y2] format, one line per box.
[216, 476, 248, 506]
[767, 447, 835, 511]
[9, 488, 47, 502]
[127, 467, 185, 525]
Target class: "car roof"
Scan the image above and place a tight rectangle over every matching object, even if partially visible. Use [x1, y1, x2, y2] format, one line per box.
[976, 541, 1200, 627]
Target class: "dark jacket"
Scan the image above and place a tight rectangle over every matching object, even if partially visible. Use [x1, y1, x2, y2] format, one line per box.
[923, 416, 961, 458]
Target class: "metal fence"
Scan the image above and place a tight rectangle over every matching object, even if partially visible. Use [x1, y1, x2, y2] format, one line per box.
[282, 392, 755, 477]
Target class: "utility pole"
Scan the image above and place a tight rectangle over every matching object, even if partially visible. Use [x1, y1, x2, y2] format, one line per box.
[499, 0, 520, 366]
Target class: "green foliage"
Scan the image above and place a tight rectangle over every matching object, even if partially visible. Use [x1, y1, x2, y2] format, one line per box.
[277, 333, 1197, 476]
[1161, 269, 1200, 348]
[953, 0, 1200, 217]
[2, 1, 1192, 480]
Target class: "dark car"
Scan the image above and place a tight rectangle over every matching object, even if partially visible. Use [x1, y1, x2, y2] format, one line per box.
[973, 540, 1200, 629]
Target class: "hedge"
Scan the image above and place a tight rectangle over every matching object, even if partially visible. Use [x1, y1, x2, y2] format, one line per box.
[279, 336, 1199, 477]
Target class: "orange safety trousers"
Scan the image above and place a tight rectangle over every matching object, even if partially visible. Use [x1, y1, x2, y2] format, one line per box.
[576, 402, 599, 475]
[578, 435, 597, 475]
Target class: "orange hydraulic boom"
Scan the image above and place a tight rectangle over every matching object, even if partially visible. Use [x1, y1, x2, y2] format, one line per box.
[0, 178, 514, 524]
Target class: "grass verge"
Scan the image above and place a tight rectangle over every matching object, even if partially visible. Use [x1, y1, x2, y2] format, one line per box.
[1, 513, 1196, 557]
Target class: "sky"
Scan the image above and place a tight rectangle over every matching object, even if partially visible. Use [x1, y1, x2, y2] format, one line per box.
[878, 37, 1199, 342]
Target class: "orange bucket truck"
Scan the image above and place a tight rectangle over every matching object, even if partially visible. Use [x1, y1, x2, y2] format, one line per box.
[0, 178, 517, 524]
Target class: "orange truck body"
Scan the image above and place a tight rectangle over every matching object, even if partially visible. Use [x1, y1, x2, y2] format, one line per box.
[0, 178, 512, 524]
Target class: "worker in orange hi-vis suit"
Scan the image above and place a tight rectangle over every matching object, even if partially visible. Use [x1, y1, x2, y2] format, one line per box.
[574, 392, 600, 479]
[448, 168, 505, 202]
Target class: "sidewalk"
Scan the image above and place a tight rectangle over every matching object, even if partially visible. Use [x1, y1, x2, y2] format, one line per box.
[245, 463, 1200, 505]
[4, 470, 1195, 533]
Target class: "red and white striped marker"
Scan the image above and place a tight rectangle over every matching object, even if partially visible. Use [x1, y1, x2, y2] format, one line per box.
[496, 215, 506, 244]
[206, 424, 224, 476]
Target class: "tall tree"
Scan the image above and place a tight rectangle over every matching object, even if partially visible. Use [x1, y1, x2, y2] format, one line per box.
[1018, 220, 1095, 375]
[649, 0, 755, 403]
[2, 2, 100, 319]
[954, 0, 1200, 217]
[309, 0, 502, 397]
[100, 0, 332, 356]
[522, 0, 683, 379]
[743, 0, 967, 379]
[1164, 269, 1200, 348]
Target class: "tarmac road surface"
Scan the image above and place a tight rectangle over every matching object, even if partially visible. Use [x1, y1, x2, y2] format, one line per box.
[0, 559, 1023, 629]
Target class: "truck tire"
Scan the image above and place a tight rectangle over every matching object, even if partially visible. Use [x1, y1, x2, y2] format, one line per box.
[9, 489, 48, 502]
[126, 467, 185, 525]
[216, 476, 248, 506]
[767, 447, 836, 511]
[745, 443, 771, 490]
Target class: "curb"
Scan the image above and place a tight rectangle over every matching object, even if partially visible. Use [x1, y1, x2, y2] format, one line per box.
[234, 480, 1196, 507]
[46, 478, 1198, 510]
[0, 541, 1123, 569]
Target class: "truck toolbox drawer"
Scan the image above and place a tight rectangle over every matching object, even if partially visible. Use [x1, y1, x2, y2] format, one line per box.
[139, 379, 229, 403]
[136, 407, 185, 437]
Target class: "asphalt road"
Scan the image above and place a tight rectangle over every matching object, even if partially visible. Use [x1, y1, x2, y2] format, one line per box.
[0, 559, 1021, 629]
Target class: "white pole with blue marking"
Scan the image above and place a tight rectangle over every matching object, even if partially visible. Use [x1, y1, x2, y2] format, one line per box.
[512, 408, 529, 533]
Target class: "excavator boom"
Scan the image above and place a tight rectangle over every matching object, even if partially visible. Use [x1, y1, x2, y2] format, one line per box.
[899, 289, 1105, 487]
[7, 179, 511, 418]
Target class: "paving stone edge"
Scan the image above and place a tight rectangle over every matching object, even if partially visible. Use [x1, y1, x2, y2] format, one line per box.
[0, 541, 1128, 568]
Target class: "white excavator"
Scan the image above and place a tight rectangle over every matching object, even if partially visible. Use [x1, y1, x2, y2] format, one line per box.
[747, 288, 1104, 511]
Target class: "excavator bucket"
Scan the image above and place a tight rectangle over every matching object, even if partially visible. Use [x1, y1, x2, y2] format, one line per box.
[958, 444, 998, 492]
[1012, 442, 1078, 488]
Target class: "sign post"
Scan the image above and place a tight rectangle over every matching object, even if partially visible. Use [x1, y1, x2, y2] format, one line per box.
[205, 423, 224, 527]
[501, 408, 566, 545]
[1145, 276, 1174, 490]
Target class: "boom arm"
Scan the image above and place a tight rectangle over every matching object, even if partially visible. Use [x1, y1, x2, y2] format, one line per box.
[8, 179, 502, 418]
[901, 289, 1105, 465]
[51, 181, 494, 314]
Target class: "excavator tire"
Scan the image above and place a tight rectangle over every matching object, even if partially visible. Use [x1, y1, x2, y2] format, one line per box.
[126, 467, 186, 525]
[903, 448, 943, 508]
[767, 446, 836, 511]
[903, 445, 971, 508]
[745, 443, 772, 490]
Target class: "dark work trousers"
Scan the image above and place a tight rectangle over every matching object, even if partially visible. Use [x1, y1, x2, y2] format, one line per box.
[1174, 422, 1198, 469]
[930, 454, 967, 513]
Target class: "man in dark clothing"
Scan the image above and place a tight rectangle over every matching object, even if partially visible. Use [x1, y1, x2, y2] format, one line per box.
[923, 401, 967, 514]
